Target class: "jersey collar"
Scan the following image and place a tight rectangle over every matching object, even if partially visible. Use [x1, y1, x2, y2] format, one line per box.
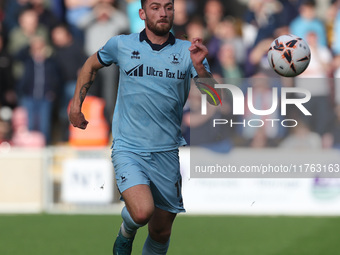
[139, 29, 175, 51]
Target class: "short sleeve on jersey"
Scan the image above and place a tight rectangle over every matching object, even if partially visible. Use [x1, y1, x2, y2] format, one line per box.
[97, 36, 119, 66]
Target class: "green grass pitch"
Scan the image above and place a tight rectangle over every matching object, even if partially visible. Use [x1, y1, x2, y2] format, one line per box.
[0, 214, 339, 255]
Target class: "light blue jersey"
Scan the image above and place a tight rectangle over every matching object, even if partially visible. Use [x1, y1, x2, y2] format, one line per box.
[97, 30, 210, 152]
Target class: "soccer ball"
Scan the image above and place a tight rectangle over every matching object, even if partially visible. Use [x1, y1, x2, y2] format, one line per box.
[267, 34, 311, 77]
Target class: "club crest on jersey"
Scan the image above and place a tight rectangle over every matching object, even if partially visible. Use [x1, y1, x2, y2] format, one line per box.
[169, 53, 181, 65]
[131, 50, 141, 59]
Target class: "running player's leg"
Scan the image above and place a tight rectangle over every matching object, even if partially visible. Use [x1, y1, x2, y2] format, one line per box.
[142, 207, 176, 255]
[121, 184, 154, 235]
[141, 149, 184, 254]
[112, 151, 155, 255]
[113, 185, 155, 255]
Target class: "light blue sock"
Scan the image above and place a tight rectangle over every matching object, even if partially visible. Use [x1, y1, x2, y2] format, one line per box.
[121, 206, 143, 238]
[142, 234, 170, 255]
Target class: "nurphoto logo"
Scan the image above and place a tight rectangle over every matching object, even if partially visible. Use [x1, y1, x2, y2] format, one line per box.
[200, 83, 311, 128]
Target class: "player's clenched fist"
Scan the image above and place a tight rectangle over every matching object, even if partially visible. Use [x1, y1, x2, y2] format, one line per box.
[69, 110, 88, 129]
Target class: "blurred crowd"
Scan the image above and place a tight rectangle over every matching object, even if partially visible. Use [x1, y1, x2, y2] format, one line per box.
[1, 0, 340, 150]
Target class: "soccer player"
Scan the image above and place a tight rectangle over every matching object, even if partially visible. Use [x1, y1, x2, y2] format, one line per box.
[69, 0, 220, 254]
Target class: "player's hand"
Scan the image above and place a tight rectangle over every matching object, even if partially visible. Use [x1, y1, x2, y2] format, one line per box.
[189, 37, 208, 67]
[69, 110, 89, 130]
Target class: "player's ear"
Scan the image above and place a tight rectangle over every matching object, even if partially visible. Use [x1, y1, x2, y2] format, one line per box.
[139, 8, 146, 21]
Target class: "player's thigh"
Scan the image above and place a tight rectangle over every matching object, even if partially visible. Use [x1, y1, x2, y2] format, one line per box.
[122, 184, 154, 224]
[112, 150, 155, 223]
[148, 207, 177, 243]
[150, 150, 185, 214]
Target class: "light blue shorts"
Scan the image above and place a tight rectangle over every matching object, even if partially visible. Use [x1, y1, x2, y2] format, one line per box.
[111, 149, 185, 214]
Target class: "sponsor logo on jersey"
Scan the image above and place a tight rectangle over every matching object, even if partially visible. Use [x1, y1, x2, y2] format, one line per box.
[146, 66, 186, 79]
[125, 64, 144, 77]
[125, 64, 186, 79]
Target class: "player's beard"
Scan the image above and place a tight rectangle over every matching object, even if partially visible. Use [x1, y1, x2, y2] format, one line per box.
[145, 16, 173, 36]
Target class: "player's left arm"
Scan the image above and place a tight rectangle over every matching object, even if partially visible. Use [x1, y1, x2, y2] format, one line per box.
[189, 38, 222, 105]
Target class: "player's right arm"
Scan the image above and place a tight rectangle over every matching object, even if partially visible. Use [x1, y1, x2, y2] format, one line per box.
[69, 53, 104, 129]
[189, 38, 222, 106]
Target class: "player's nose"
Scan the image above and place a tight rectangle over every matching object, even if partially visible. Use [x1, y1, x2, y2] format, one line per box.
[159, 7, 167, 17]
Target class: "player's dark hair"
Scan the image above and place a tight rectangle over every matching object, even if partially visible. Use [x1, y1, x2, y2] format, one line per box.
[141, 0, 174, 9]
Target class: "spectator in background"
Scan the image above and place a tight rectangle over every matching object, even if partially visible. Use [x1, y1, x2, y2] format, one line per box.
[185, 16, 207, 43]
[240, 72, 283, 147]
[279, 119, 322, 149]
[243, 0, 283, 77]
[294, 31, 334, 138]
[29, 0, 61, 32]
[2, 0, 31, 34]
[77, 0, 129, 57]
[77, 0, 129, 123]
[10, 106, 45, 147]
[51, 24, 87, 142]
[207, 17, 246, 73]
[0, 33, 16, 108]
[324, 0, 338, 49]
[299, 32, 333, 78]
[290, 0, 327, 47]
[18, 36, 60, 144]
[7, 7, 49, 55]
[181, 0, 196, 17]
[172, 0, 190, 39]
[7, 7, 49, 80]
[0, 107, 12, 144]
[51, 0, 67, 22]
[275, 0, 301, 28]
[203, 0, 224, 38]
[330, 0, 340, 53]
[246, 37, 275, 77]
[64, 0, 98, 43]
[214, 42, 243, 82]
[215, 17, 245, 65]
[243, 0, 282, 48]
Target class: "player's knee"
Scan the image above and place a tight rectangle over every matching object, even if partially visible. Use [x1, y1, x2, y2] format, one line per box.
[131, 207, 154, 225]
